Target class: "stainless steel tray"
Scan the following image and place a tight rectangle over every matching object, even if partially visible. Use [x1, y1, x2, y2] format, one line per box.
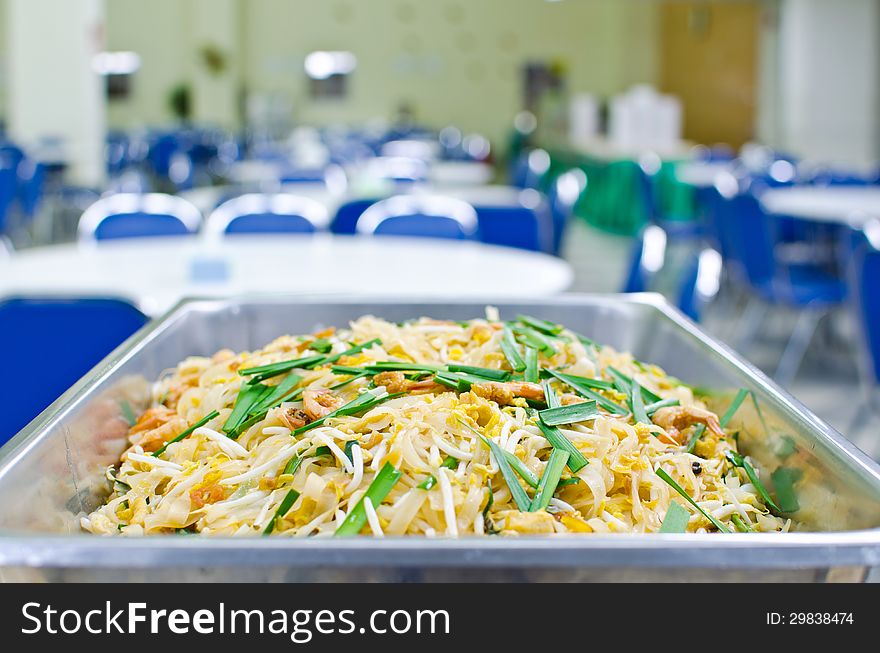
[1, 294, 878, 583]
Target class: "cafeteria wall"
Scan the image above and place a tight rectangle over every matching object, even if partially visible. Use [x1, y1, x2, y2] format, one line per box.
[104, 0, 659, 144]
[758, 0, 880, 168]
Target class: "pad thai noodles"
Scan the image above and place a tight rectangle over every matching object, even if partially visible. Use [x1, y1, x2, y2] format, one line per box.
[83, 310, 790, 536]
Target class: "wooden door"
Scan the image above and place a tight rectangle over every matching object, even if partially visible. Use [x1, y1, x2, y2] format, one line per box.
[659, 1, 760, 148]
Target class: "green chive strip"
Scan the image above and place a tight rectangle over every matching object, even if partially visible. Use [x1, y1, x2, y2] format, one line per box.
[542, 379, 560, 409]
[645, 398, 680, 415]
[309, 338, 334, 354]
[538, 401, 599, 426]
[655, 467, 731, 533]
[516, 314, 564, 336]
[511, 325, 556, 354]
[607, 367, 662, 403]
[543, 369, 615, 391]
[240, 354, 326, 384]
[433, 370, 493, 392]
[335, 462, 402, 535]
[630, 379, 650, 425]
[552, 374, 627, 415]
[331, 365, 368, 376]
[535, 418, 589, 472]
[478, 434, 532, 512]
[524, 346, 540, 383]
[503, 451, 540, 488]
[659, 500, 691, 533]
[228, 410, 268, 440]
[770, 467, 801, 513]
[293, 391, 404, 436]
[223, 383, 272, 435]
[529, 449, 570, 512]
[263, 489, 301, 535]
[251, 373, 302, 415]
[119, 400, 137, 427]
[417, 475, 437, 490]
[720, 389, 751, 428]
[153, 410, 220, 458]
[282, 454, 303, 477]
[323, 338, 383, 365]
[730, 513, 753, 533]
[501, 326, 526, 372]
[725, 450, 782, 513]
[445, 364, 510, 381]
[440, 455, 458, 469]
[685, 425, 706, 454]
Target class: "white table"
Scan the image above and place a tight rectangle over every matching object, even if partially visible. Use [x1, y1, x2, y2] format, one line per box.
[760, 187, 880, 226]
[0, 235, 573, 316]
[674, 161, 737, 188]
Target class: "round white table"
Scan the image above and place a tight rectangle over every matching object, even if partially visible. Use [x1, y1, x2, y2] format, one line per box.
[674, 161, 737, 188]
[760, 187, 880, 225]
[0, 235, 574, 316]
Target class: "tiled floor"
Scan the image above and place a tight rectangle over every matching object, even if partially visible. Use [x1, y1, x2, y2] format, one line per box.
[562, 219, 880, 461]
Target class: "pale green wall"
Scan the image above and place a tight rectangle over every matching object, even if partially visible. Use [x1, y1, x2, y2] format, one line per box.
[105, 0, 659, 143]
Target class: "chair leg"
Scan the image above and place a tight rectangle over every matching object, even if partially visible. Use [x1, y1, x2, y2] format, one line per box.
[733, 297, 766, 353]
[774, 309, 823, 387]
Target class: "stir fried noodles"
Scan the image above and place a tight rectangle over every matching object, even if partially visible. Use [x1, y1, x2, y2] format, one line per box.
[83, 312, 789, 536]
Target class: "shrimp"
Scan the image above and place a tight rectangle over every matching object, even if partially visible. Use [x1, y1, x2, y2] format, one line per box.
[471, 381, 544, 405]
[471, 381, 588, 407]
[303, 389, 344, 421]
[652, 405, 725, 443]
[372, 371, 445, 395]
[280, 407, 310, 430]
[126, 407, 187, 453]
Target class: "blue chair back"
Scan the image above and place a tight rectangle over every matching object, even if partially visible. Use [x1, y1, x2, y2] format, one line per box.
[78, 193, 202, 242]
[357, 195, 478, 241]
[206, 194, 329, 236]
[0, 297, 148, 442]
[331, 198, 383, 234]
[724, 191, 777, 288]
[474, 204, 551, 252]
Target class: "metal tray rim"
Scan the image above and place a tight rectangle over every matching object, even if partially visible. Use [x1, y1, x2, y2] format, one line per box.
[1, 293, 879, 571]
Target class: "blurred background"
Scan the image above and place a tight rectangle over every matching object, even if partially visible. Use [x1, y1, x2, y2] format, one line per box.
[0, 0, 879, 456]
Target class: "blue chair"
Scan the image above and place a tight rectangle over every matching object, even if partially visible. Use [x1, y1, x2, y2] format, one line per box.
[547, 169, 587, 255]
[206, 193, 329, 236]
[473, 191, 552, 252]
[0, 297, 148, 442]
[331, 197, 384, 234]
[77, 193, 202, 242]
[622, 225, 668, 294]
[847, 220, 880, 434]
[147, 132, 181, 179]
[510, 148, 550, 189]
[676, 247, 722, 322]
[356, 195, 478, 240]
[723, 188, 847, 384]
